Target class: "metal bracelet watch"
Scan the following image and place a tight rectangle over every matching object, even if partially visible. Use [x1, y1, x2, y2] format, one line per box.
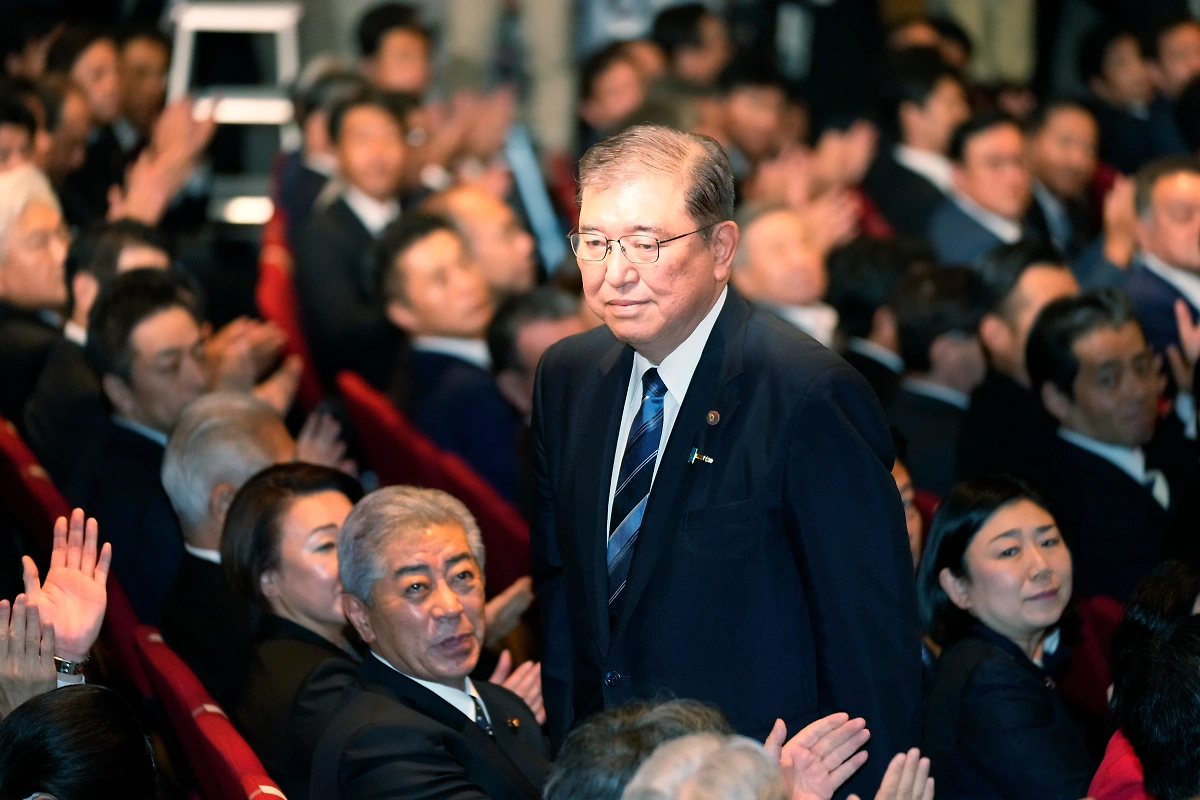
[53, 655, 87, 676]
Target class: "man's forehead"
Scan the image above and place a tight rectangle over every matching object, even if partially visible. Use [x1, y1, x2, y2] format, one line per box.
[1073, 322, 1146, 360]
[579, 179, 688, 229]
[131, 307, 199, 349]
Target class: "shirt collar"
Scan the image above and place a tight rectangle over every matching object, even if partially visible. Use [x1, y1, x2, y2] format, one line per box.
[847, 337, 904, 374]
[632, 286, 728, 404]
[304, 151, 338, 177]
[63, 320, 87, 346]
[761, 301, 838, 348]
[342, 185, 400, 236]
[370, 651, 488, 722]
[183, 543, 221, 565]
[893, 145, 955, 194]
[902, 377, 970, 410]
[1032, 180, 1067, 220]
[1058, 428, 1148, 482]
[412, 336, 492, 370]
[1139, 252, 1200, 313]
[112, 117, 142, 154]
[112, 415, 169, 447]
[950, 191, 1024, 244]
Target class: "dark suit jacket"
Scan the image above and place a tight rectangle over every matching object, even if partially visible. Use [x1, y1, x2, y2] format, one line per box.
[924, 625, 1093, 800]
[22, 336, 106, 491]
[0, 302, 60, 427]
[862, 149, 948, 239]
[957, 370, 1054, 481]
[237, 616, 358, 800]
[926, 198, 1008, 266]
[59, 126, 127, 227]
[842, 343, 902, 410]
[294, 198, 393, 390]
[1024, 189, 1097, 262]
[532, 288, 920, 796]
[69, 419, 182, 625]
[276, 151, 331, 249]
[1124, 257, 1197, 358]
[887, 385, 966, 497]
[161, 552, 257, 711]
[310, 655, 550, 800]
[1083, 94, 1189, 175]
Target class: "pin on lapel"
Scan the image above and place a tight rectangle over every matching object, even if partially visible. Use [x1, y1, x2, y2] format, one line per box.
[706, 410, 720, 425]
[688, 447, 714, 465]
[507, 717, 521, 732]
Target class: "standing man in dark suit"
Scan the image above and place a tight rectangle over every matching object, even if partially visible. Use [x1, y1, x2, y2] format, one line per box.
[532, 124, 920, 797]
[313, 486, 550, 799]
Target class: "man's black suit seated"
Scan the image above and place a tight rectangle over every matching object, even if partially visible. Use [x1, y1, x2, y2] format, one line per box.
[1024, 289, 1200, 601]
[1024, 102, 1102, 262]
[887, 266, 986, 496]
[0, 301, 59, 426]
[313, 487, 550, 800]
[958, 242, 1079, 479]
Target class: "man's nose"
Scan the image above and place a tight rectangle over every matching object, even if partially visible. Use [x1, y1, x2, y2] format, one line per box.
[603, 243, 637, 285]
[429, 581, 464, 617]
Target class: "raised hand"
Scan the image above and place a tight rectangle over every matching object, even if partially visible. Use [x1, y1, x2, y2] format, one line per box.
[22, 509, 111, 663]
[295, 411, 356, 475]
[1167, 298, 1200, 394]
[766, 712, 871, 800]
[0, 595, 57, 717]
[488, 649, 545, 724]
[849, 748, 933, 800]
[484, 576, 534, 646]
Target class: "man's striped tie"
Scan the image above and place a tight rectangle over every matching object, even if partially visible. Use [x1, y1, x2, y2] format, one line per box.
[608, 368, 668, 606]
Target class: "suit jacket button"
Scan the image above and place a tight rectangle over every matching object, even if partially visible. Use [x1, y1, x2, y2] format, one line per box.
[707, 410, 720, 425]
[603, 671, 622, 687]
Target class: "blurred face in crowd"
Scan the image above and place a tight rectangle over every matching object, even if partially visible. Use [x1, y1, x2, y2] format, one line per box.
[941, 499, 1072, 657]
[385, 228, 493, 340]
[439, 188, 536, 297]
[812, 120, 878, 189]
[734, 208, 826, 307]
[1136, 170, 1200, 272]
[260, 490, 355, 642]
[71, 38, 122, 126]
[1043, 321, 1160, 448]
[1150, 21, 1200, 99]
[42, 89, 92, 184]
[495, 314, 586, 417]
[892, 459, 922, 569]
[0, 201, 69, 310]
[120, 36, 169, 134]
[577, 168, 737, 364]
[954, 123, 1031, 221]
[70, 243, 171, 328]
[980, 265, 1079, 386]
[0, 124, 32, 172]
[367, 28, 431, 95]
[1029, 106, 1098, 200]
[104, 307, 208, 433]
[346, 522, 486, 688]
[888, 20, 941, 51]
[1093, 35, 1153, 107]
[900, 76, 970, 154]
[580, 57, 645, 132]
[928, 329, 987, 394]
[622, 40, 667, 81]
[337, 104, 406, 202]
[674, 13, 731, 84]
[724, 84, 786, 163]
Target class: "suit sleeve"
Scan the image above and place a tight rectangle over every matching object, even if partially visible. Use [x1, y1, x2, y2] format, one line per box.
[785, 361, 922, 798]
[335, 721, 492, 800]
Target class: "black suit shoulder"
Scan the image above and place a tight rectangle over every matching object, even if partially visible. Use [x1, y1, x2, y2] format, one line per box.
[862, 151, 945, 238]
[888, 388, 965, 496]
[0, 304, 60, 427]
[21, 337, 105, 490]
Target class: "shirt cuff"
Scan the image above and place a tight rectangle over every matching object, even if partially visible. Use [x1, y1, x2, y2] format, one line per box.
[1176, 392, 1197, 440]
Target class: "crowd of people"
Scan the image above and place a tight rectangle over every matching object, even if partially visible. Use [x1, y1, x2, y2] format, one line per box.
[2, 1, 1200, 799]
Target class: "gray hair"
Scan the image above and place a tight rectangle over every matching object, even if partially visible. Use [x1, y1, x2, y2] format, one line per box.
[622, 735, 786, 800]
[731, 202, 794, 267]
[0, 164, 61, 252]
[161, 392, 290, 537]
[338, 486, 485, 605]
[578, 125, 735, 243]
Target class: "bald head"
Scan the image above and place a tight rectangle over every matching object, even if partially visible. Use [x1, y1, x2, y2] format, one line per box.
[423, 186, 536, 298]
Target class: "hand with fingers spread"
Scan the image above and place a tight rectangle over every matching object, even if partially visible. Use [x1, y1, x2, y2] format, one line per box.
[849, 748, 932, 800]
[764, 712, 871, 800]
[1167, 298, 1200, 394]
[0, 595, 57, 717]
[296, 411, 355, 474]
[22, 509, 111, 663]
[488, 650, 545, 724]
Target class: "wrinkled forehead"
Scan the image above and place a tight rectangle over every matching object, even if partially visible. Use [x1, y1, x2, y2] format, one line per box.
[578, 174, 692, 234]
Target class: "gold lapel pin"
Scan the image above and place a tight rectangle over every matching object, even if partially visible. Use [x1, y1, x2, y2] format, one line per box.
[507, 717, 521, 732]
[706, 410, 720, 425]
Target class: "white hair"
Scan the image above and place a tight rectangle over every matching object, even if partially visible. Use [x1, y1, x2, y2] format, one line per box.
[161, 392, 291, 538]
[622, 735, 787, 800]
[0, 164, 61, 252]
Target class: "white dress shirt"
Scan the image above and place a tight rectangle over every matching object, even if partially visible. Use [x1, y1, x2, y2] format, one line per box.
[893, 145, 955, 194]
[183, 543, 221, 565]
[112, 416, 168, 447]
[763, 301, 838, 349]
[847, 337, 904, 374]
[950, 191, 1023, 245]
[1140, 251, 1200, 314]
[606, 287, 728, 533]
[412, 337, 492, 370]
[1058, 428, 1170, 509]
[342, 185, 400, 237]
[63, 320, 87, 346]
[901, 377, 970, 411]
[371, 652, 491, 724]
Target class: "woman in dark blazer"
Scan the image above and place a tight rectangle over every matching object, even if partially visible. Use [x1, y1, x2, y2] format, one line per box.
[917, 476, 1093, 800]
[221, 462, 365, 800]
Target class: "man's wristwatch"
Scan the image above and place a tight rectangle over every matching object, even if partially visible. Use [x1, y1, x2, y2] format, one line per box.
[53, 656, 87, 676]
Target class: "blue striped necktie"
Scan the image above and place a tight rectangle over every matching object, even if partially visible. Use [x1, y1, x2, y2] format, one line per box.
[608, 368, 668, 605]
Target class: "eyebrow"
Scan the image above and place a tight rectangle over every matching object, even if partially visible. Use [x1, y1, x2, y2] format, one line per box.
[988, 523, 1056, 544]
[308, 523, 339, 536]
[151, 347, 184, 362]
[445, 553, 473, 570]
[577, 223, 670, 237]
[393, 552, 473, 578]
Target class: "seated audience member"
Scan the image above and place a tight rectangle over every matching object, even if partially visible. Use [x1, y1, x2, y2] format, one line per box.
[376, 213, 521, 502]
[927, 112, 1033, 266]
[223, 462, 365, 800]
[1123, 156, 1200, 356]
[75, 268, 207, 624]
[422, 185, 537, 301]
[0, 685, 156, 798]
[30, 75, 92, 189]
[650, 3, 732, 86]
[888, 266, 986, 496]
[312, 487, 549, 798]
[295, 86, 406, 389]
[825, 237, 930, 408]
[623, 734, 787, 800]
[1024, 290, 1200, 600]
[693, 57, 787, 185]
[1178, 74, 1200, 153]
[1144, 14, 1200, 105]
[1024, 101, 1100, 261]
[356, 2, 432, 96]
[958, 241, 1079, 480]
[918, 476, 1093, 800]
[115, 27, 169, 153]
[1080, 25, 1187, 175]
[863, 47, 970, 238]
[577, 42, 649, 153]
[732, 203, 838, 347]
[0, 163, 67, 426]
[0, 95, 36, 172]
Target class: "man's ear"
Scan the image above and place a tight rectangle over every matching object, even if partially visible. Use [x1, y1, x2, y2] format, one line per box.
[71, 272, 99, 325]
[711, 220, 739, 282]
[1041, 381, 1073, 424]
[101, 372, 137, 418]
[209, 482, 237, 533]
[978, 313, 1012, 361]
[343, 593, 376, 644]
[385, 299, 420, 334]
[872, 306, 899, 348]
[939, 567, 972, 612]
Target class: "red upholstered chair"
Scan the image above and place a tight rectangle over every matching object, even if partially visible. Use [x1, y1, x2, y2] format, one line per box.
[1058, 595, 1125, 724]
[0, 416, 66, 566]
[195, 710, 287, 800]
[102, 579, 153, 698]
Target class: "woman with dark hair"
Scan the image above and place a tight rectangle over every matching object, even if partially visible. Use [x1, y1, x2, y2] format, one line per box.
[917, 475, 1093, 800]
[222, 462, 365, 800]
[0, 684, 156, 800]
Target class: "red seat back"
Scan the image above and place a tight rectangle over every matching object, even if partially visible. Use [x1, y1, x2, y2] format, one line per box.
[0, 416, 66, 566]
[1058, 595, 1125, 723]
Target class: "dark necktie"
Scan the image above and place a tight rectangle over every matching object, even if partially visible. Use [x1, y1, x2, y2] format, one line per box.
[472, 695, 493, 736]
[608, 368, 668, 606]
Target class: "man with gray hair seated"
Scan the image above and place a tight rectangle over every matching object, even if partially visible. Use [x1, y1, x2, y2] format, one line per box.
[310, 486, 550, 800]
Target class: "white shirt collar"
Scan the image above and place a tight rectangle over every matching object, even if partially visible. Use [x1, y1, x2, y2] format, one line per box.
[1140, 252, 1200, 314]
[342, 185, 400, 237]
[304, 151, 338, 177]
[950, 191, 1024, 244]
[761, 301, 838, 348]
[63, 320, 87, 346]
[112, 415, 169, 447]
[902, 377, 970, 410]
[183, 543, 221, 565]
[112, 117, 142, 154]
[370, 651, 489, 723]
[1058, 428, 1148, 481]
[632, 286, 728, 405]
[893, 145, 955, 194]
[412, 337, 492, 370]
[847, 337, 904, 374]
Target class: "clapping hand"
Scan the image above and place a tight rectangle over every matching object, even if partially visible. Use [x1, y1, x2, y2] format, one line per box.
[0, 595, 56, 717]
[483, 576, 534, 646]
[22, 509, 111, 663]
[1167, 298, 1200, 394]
[850, 748, 932, 800]
[764, 712, 871, 800]
[295, 411, 357, 475]
[488, 649, 545, 724]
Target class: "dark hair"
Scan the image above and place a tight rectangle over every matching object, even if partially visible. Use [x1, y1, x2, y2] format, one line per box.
[579, 41, 638, 103]
[373, 212, 461, 306]
[327, 84, 407, 143]
[85, 267, 197, 382]
[1079, 24, 1139, 83]
[65, 219, 170, 316]
[1177, 76, 1200, 151]
[356, 2, 428, 59]
[44, 26, 114, 76]
[1121, 615, 1200, 800]
[948, 110, 1021, 163]
[487, 287, 579, 376]
[222, 462, 364, 612]
[976, 239, 1067, 320]
[929, 15, 973, 58]
[0, 684, 156, 800]
[1134, 155, 1200, 217]
[117, 24, 171, 55]
[294, 68, 369, 127]
[1025, 288, 1140, 401]
[825, 236, 932, 339]
[1025, 98, 1094, 137]
[716, 55, 786, 96]
[1141, 12, 1200, 63]
[35, 73, 84, 133]
[892, 265, 985, 372]
[0, 93, 36, 140]
[916, 476, 1050, 645]
[877, 46, 963, 140]
[544, 699, 734, 800]
[651, 3, 712, 61]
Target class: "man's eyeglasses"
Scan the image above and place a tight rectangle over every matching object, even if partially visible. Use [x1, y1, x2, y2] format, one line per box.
[567, 222, 718, 264]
